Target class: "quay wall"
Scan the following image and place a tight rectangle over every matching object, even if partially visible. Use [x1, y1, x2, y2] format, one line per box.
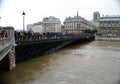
[96, 36, 120, 42]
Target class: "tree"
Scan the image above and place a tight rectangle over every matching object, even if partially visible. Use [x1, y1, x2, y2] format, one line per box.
[84, 29, 98, 34]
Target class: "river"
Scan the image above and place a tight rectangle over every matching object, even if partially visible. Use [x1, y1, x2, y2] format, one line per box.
[0, 41, 120, 84]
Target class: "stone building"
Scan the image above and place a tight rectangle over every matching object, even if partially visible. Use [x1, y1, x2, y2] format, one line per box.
[92, 12, 100, 28]
[64, 11, 93, 34]
[42, 16, 61, 33]
[27, 22, 43, 33]
[98, 15, 120, 37]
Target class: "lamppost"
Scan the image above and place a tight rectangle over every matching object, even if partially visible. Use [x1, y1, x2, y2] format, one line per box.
[22, 11, 25, 31]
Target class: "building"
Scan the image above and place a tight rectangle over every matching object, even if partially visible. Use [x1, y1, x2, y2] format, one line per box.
[64, 11, 93, 35]
[42, 16, 61, 33]
[98, 15, 120, 37]
[92, 12, 100, 28]
[27, 22, 43, 33]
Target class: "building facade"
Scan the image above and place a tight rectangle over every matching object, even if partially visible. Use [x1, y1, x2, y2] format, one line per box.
[92, 12, 100, 28]
[98, 15, 120, 37]
[64, 12, 93, 35]
[42, 16, 61, 33]
[27, 22, 43, 33]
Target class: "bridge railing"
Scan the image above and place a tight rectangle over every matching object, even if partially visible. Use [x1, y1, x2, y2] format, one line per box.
[15, 34, 94, 42]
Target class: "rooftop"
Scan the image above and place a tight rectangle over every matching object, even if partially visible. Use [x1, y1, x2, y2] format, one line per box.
[42, 16, 61, 23]
[64, 16, 89, 24]
[100, 15, 120, 21]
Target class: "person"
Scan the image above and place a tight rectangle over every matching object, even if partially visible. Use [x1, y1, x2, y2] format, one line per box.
[0, 29, 2, 39]
[4, 30, 8, 37]
[1, 30, 4, 39]
[20, 31, 24, 40]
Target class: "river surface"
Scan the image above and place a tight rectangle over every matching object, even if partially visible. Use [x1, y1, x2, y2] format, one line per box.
[0, 41, 120, 84]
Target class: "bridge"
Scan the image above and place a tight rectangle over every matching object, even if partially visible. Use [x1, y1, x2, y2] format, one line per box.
[0, 27, 95, 71]
[0, 27, 15, 71]
[15, 33, 95, 63]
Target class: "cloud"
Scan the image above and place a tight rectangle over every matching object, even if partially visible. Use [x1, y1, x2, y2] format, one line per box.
[0, 0, 120, 30]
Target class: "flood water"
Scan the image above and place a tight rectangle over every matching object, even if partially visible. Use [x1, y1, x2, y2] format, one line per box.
[0, 41, 120, 84]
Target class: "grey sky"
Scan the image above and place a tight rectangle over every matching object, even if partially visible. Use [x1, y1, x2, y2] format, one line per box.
[0, 0, 120, 30]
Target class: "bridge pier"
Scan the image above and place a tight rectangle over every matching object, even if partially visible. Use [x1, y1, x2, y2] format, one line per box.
[8, 46, 16, 70]
[0, 46, 16, 71]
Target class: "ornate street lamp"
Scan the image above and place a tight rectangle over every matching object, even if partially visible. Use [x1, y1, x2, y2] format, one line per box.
[22, 11, 25, 31]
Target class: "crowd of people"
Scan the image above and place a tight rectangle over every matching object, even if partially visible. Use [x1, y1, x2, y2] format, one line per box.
[0, 28, 92, 41]
[0, 29, 8, 39]
[14, 31, 64, 41]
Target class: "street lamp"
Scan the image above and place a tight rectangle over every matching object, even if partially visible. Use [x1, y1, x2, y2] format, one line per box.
[22, 11, 25, 31]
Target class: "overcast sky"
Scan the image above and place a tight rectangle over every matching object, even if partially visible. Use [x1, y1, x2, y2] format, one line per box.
[0, 0, 120, 30]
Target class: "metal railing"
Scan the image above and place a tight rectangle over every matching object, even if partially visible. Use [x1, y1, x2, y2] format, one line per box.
[15, 34, 93, 42]
[15, 35, 87, 41]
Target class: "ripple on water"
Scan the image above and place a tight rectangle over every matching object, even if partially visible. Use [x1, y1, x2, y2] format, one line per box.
[1, 41, 120, 84]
